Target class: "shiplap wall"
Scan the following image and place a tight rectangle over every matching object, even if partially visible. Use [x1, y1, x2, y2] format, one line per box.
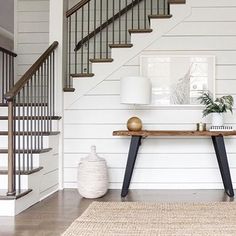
[14, 0, 59, 195]
[15, 0, 49, 79]
[64, 0, 236, 190]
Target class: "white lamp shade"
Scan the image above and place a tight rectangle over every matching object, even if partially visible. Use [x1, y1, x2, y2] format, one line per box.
[120, 76, 151, 105]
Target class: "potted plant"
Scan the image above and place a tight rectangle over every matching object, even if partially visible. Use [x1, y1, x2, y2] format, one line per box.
[197, 92, 234, 126]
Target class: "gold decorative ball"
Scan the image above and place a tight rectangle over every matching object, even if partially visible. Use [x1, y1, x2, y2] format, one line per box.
[127, 117, 142, 131]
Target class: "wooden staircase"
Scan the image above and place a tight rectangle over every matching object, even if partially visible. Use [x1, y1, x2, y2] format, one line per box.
[64, 0, 186, 91]
[0, 0, 186, 214]
[0, 42, 60, 207]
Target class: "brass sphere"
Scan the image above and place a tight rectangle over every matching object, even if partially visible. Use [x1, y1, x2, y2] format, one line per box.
[127, 117, 142, 131]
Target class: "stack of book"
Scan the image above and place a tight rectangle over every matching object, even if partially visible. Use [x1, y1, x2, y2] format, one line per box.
[210, 126, 233, 131]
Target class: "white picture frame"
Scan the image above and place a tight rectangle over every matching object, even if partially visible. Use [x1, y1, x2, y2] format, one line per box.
[140, 55, 215, 107]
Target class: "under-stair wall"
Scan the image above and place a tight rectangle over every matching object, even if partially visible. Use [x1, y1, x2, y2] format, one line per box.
[64, 0, 236, 189]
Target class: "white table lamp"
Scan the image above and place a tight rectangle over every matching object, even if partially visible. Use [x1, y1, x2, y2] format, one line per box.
[120, 76, 151, 131]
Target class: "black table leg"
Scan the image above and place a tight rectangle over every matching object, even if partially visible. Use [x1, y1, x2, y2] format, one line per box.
[121, 136, 142, 197]
[212, 136, 234, 197]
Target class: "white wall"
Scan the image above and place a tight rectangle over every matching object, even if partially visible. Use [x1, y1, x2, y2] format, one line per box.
[0, 34, 13, 50]
[0, 0, 14, 50]
[0, 0, 14, 34]
[14, 0, 49, 79]
[63, 0, 236, 190]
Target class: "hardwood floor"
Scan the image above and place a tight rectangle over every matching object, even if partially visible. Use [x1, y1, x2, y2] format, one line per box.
[0, 189, 234, 236]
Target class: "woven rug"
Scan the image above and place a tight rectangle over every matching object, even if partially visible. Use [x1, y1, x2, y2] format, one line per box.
[62, 202, 236, 236]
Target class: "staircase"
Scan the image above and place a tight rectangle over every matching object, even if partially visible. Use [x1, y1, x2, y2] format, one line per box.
[0, 42, 60, 215]
[0, 0, 187, 215]
[64, 0, 186, 92]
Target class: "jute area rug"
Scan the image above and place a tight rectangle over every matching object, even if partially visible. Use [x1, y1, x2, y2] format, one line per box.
[62, 202, 236, 236]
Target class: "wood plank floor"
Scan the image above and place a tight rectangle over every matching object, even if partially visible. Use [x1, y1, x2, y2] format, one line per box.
[0, 189, 234, 236]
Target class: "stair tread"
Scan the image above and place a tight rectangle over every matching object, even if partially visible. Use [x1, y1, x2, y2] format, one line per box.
[0, 116, 61, 120]
[128, 29, 153, 34]
[63, 88, 75, 92]
[109, 44, 133, 48]
[0, 189, 32, 200]
[0, 167, 43, 175]
[0, 148, 52, 154]
[148, 14, 172, 19]
[90, 58, 114, 63]
[70, 73, 94, 77]
[0, 103, 48, 107]
[0, 131, 60, 136]
[168, 0, 186, 4]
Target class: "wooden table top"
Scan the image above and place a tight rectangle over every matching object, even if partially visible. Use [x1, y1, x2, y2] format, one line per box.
[113, 130, 236, 137]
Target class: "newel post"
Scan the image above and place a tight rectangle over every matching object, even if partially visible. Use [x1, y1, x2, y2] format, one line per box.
[7, 100, 16, 196]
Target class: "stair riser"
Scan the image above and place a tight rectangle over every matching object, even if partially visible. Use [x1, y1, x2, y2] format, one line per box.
[0, 175, 29, 189]
[0, 120, 59, 132]
[0, 136, 50, 149]
[0, 148, 57, 174]
[0, 153, 40, 168]
[0, 107, 53, 116]
[0, 107, 7, 116]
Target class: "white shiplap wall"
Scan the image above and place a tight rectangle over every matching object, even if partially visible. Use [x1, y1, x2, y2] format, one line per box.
[15, 0, 49, 78]
[14, 0, 59, 195]
[64, 0, 236, 189]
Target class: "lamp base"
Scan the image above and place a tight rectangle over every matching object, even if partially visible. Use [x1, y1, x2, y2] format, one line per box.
[127, 117, 142, 131]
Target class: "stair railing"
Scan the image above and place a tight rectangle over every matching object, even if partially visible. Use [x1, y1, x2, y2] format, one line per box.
[4, 41, 58, 196]
[0, 46, 17, 104]
[65, 0, 170, 90]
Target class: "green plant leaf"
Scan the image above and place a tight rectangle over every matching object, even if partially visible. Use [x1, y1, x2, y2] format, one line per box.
[197, 92, 234, 117]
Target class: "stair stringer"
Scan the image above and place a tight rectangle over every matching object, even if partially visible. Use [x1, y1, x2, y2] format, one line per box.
[0, 134, 59, 216]
[0, 172, 40, 216]
[64, 1, 192, 109]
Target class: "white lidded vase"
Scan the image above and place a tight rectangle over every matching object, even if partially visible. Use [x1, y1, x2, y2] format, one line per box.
[212, 113, 224, 126]
[78, 145, 108, 199]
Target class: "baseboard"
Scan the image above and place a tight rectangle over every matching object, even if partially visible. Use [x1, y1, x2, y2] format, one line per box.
[40, 184, 59, 200]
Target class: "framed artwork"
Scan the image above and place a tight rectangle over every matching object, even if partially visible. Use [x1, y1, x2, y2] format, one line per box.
[140, 55, 215, 106]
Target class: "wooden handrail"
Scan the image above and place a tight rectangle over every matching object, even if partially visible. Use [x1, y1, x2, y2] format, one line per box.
[74, 0, 144, 52]
[6, 41, 58, 196]
[66, 0, 185, 19]
[65, 0, 186, 89]
[4, 41, 58, 101]
[66, 0, 91, 18]
[71, 0, 185, 52]
[0, 46, 17, 57]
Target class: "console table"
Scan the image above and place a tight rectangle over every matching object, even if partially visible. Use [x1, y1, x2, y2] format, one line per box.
[113, 130, 236, 198]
